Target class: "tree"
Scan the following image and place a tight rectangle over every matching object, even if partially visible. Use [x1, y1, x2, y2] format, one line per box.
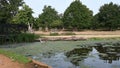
[51, 13, 64, 29]
[33, 18, 40, 30]
[0, 0, 24, 23]
[95, 2, 120, 30]
[92, 14, 100, 30]
[51, 20, 63, 29]
[13, 4, 34, 31]
[38, 5, 60, 31]
[63, 0, 93, 30]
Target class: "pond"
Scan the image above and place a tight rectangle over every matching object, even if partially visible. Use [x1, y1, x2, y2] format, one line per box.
[1, 40, 120, 68]
[33, 46, 120, 68]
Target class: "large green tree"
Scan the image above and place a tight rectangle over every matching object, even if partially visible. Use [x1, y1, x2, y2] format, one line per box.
[95, 2, 120, 30]
[13, 4, 34, 24]
[13, 4, 34, 31]
[63, 0, 93, 30]
[91, 14, 100, 30]
[0, 0, 24, 23]
[37, 5, 61, 31]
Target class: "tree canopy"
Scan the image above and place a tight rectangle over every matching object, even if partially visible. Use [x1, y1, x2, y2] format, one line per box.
[94, 2, 120, 30]
[37, 5, 61, 30]
[0, 0, 120, 31]
[63, 0, 93, 30]
[13, 4, 34, 25]
[0, 0, 24, 23]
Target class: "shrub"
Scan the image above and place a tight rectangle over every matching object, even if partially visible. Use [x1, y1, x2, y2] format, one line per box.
[0, 33, 39, 44]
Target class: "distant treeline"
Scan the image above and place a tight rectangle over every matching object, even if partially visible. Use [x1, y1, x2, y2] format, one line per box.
[0, 0, 120, 31]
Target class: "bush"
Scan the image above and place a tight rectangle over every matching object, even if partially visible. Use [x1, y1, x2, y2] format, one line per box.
[0, 33, 39, 44]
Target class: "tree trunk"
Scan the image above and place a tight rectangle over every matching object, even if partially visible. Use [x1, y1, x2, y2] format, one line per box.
[45, 26, 48, 32]
[28, 22, 33, 33]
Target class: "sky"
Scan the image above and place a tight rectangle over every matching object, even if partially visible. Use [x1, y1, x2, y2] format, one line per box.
[24, 0, 120, 17]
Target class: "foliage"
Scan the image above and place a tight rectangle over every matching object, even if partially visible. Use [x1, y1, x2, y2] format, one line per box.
[33, 18, 40, 30]
[0, 49, 31, 64]
[51, 20, 63, 29]
[15, 33, 39, 42]
[0, 33, 39, 44]
[37, 5, 61, 30]
[12, 4, 34, 25]
[0, 0, 24, 23]
[63, 0, 93, 30]
[94, 2, 120, 30]
[91, 14, 99, 30]
[1, 0, 120, 31]
[0, 23, 28, 35]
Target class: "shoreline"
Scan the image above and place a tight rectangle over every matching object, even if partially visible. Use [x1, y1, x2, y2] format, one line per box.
[0, 53, 52, 68]
[35, 35, 120, 41]
[34, 30, 120, 41]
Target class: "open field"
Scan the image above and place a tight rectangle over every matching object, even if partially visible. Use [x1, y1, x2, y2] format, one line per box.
[43, 35, 120, 38]
[34, 30, 120, 35]
[34, 30, 120, 39]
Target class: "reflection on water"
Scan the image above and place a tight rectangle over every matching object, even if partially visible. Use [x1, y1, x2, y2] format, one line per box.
[95, 45, 120, 64]
[36, 53, 77, 68]
[33, 45, 120, 68]
[66, 47, 92, 66]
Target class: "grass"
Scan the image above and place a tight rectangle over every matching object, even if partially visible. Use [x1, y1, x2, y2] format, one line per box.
[0, 49, 31, 64]
[61, 32, 76, 35]
[88, 37, 120, 41]
[49, 32, 76, 36]
[50, 32, 59, 36]
[88, 38, 103, 40]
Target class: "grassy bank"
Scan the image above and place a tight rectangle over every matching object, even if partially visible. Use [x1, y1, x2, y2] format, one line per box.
[0, 49, 31, 64]
[88, 37, 120, 41]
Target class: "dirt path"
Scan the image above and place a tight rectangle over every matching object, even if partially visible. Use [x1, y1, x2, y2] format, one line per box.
[0, 54, 25, 68]
[35, 31, 120, 39]
[44, 35, 120, 38]
[0, 54, 52, 68]
[34, 30, 120, 35]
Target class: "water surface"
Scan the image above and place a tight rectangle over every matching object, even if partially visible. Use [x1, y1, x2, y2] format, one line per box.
[1, 40, 120, 68]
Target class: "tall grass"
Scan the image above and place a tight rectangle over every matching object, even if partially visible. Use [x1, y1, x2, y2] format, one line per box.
[0, 33, 39, 44]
